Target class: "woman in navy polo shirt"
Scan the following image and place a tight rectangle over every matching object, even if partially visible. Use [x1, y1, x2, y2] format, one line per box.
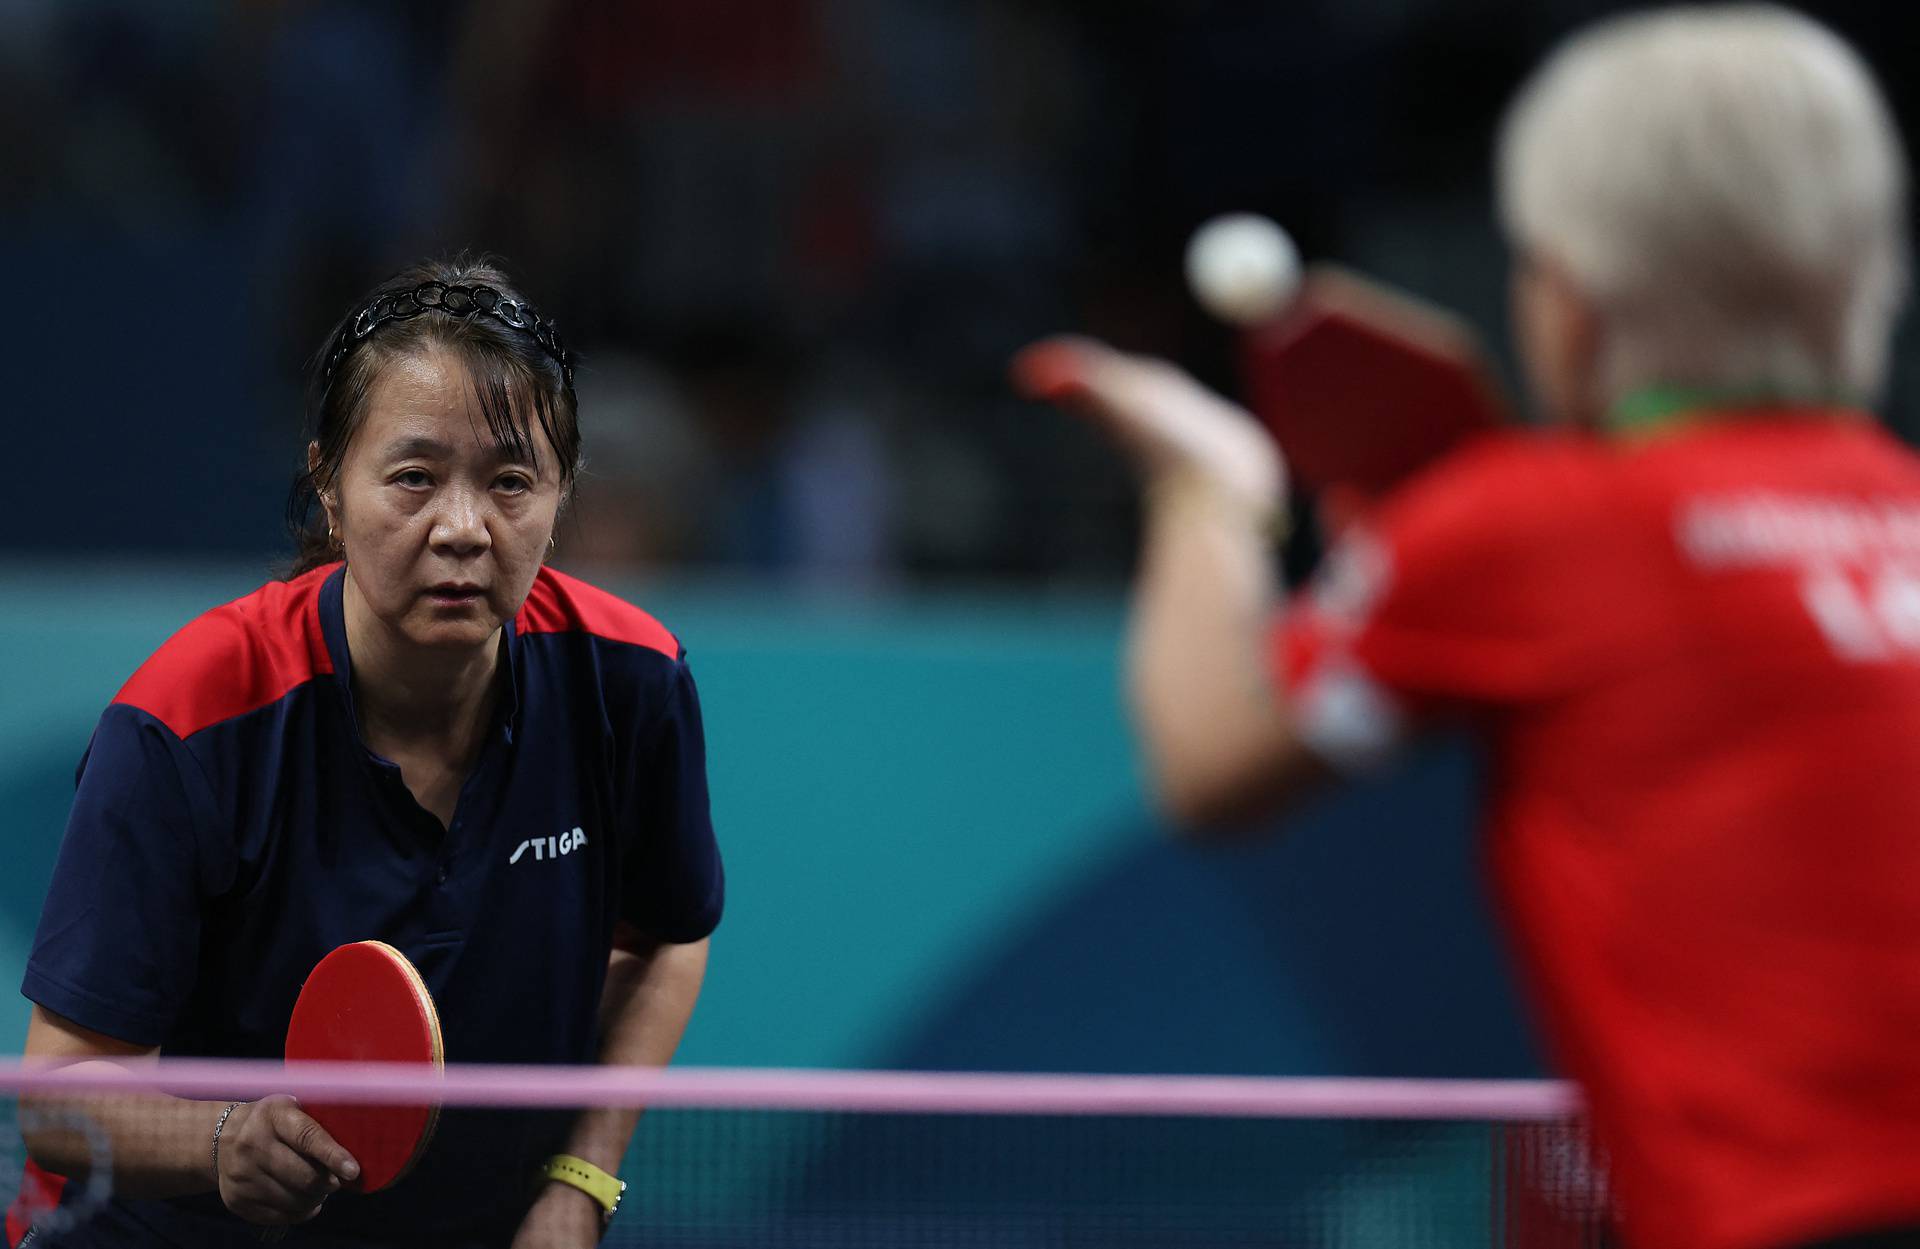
[15, 258, 723, 1247]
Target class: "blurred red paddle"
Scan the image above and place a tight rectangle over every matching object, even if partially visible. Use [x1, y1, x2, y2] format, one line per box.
[1238, 265, 1510, 495]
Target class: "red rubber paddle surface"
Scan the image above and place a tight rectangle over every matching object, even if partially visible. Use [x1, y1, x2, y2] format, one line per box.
[283, 941, 444, 1192]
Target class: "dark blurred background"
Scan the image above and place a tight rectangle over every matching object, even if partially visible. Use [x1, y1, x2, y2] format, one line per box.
[6, 0, 1918, 586]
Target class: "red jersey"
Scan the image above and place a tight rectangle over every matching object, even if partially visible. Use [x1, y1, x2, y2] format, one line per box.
[1276, 413, 1920, 1249]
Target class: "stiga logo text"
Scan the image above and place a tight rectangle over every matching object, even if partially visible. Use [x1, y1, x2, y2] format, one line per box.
[511, 827, 588, 864]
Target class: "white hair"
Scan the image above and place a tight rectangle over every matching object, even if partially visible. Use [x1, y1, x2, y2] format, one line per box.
[1497, 4, 1909, 408]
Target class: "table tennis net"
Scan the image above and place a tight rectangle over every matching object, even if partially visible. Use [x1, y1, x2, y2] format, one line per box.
[0, 1062, 1613, 1248]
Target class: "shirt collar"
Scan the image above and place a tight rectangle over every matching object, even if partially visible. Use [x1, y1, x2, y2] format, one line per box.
[317, 564, 521, 752]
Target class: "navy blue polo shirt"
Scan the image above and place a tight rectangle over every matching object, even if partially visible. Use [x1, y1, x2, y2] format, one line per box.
[16, 563, 722, 1247]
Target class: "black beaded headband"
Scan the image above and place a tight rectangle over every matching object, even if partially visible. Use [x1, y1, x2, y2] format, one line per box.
[321, 281, 575, 388]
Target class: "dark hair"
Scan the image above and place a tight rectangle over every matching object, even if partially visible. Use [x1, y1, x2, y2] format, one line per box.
[285, 255, 583, 577]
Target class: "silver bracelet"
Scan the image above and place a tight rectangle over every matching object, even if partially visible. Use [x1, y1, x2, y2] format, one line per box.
[210, 1101, 244, 1177]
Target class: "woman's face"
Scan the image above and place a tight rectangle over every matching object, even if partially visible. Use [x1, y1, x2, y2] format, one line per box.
[322, 346, 563, 653]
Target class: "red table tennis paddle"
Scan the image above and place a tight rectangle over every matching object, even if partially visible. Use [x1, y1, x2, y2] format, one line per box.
[1238, 265, 1510, 495]
[283, 940, 443, 1193]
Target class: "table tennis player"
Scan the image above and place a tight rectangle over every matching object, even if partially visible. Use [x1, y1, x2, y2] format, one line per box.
[12, 257, 723, 1247]
[1024, 8, 1920, 1249]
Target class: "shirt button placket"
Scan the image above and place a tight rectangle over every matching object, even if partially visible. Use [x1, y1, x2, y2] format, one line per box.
[436, 818, 461, 887]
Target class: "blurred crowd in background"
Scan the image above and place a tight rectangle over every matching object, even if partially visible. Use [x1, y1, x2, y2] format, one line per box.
[5, 0, 1919, 586]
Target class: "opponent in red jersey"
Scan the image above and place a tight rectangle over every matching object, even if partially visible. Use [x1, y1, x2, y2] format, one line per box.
[1022, 8, 1915, 1249]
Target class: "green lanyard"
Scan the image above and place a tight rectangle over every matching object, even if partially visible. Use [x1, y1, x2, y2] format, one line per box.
[1607, 385, 1866, 437]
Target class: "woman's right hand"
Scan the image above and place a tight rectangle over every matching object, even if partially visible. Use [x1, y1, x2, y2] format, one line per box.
[214, 1095, 360, 1226]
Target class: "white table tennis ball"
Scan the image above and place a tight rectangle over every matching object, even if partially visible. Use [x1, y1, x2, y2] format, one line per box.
[1184, 213, 1302, 326]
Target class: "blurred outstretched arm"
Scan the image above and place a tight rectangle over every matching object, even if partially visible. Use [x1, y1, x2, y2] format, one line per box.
[1014, 339, 1330, 833]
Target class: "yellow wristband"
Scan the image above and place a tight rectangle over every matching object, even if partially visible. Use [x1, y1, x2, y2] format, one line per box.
[539, 1154, 626, 1224]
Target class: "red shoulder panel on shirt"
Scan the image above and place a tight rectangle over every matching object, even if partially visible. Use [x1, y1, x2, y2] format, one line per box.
[112, 565, 337, 740]
[516, 567, 680, 658]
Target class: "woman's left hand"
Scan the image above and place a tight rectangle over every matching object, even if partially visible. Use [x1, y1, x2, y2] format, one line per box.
[1012, 335, 1287, 516]
[509, 1181, 605, 1249]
